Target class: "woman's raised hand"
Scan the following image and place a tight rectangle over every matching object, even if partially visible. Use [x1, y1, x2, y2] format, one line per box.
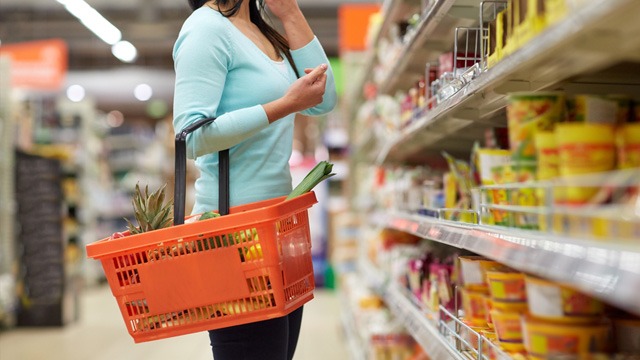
[283, 64, 327, 113]
[263, 64, 328, 123]
[264, 0, 301, 22]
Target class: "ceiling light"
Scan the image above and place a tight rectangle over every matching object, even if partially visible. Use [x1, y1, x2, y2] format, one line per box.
[57, 0, 122, 45]
[106, 110, 124, 128]
[112, 41, 138, 63]
[134, 83, 153, 101]
[66, 84, 85, 102]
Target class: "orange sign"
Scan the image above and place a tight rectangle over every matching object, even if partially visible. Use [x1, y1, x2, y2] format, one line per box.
[338, 4, 381, 52]
[0, 39, 68, 91]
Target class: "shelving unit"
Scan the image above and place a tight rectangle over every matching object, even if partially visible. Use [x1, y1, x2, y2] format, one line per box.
[359, 257, 509, 360]
[370, 0, 640, 164]
[344, 0, 640, 359]
[372, 211, 640, 315]
[339, 290, 368, 360]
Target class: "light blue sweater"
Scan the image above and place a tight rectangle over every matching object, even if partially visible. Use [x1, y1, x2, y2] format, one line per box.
[173, 7, 336, 214]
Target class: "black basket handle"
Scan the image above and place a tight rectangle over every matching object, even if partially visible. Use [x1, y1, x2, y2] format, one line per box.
[174, 117, 229, 225]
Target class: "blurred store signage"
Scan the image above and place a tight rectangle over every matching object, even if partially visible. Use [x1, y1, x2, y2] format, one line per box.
[0, 39, 68, 91]
[338, 3, 380, 52]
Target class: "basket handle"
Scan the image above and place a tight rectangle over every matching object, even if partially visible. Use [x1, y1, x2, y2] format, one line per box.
[174, 117, 230, 226]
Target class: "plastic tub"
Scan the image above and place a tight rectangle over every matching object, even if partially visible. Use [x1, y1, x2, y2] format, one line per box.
[616, 123, 640, 169]
[522, 316, 611, 360]
[506, 91, 565, 160]
[525, 276, 604, 323]
[486, 270, 527, 303]
[459, 256, 505, 290]
[484, 296, 494, 329]
[555, 123, 615, 204]
[492, 299, 528, 313]
[490, 310, 525, 353]
[461, 287, 490, 327]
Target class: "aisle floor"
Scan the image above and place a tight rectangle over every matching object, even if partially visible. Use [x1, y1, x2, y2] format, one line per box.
[0, 285, 349, 360]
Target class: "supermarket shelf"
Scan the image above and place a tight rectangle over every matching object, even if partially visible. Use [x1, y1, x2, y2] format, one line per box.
[376, 0, 640, 164]
[339, 290, 368, 360]
[378, 0, 479, 95]
[353, 0, 419, 100]
[359, 258, 468, 360]
[373, 211, 640, 316]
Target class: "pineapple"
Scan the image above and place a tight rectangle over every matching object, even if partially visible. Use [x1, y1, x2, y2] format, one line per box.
[125, 183, 173, 235]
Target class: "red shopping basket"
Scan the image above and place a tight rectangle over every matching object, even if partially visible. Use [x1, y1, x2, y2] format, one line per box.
[86, 117, 317, 343]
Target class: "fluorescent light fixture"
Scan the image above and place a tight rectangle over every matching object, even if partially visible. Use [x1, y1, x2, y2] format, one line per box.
[67, 84, 85, 102]
[111, 41, 138, 63]
[134, 83, 153, 102]
[56, 0, 121, 45]
[56, 0, 138, 64]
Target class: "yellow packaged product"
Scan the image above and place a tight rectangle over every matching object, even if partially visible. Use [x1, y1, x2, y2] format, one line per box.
[486, 270, 526, 302]
[518, 0, 546, 46]
[462, 287, 490, 327]
[522, 316, 610, 360]
[491, 310, 526, 353]
[507, 92, 565, 160]
[555, 123, 615, 204]
[545, 0, 568, 25]
[574, 95, 619, 124]
[534, 131, 558, 181]
[487, 164, 516, 227]
[492, 299, 528, 313]
[444, 172, 458, 209]
[616, 123, 640, 169]
[458, 256, 506, 291]
[484, 296, 494, 329]
[524, 276, 604, 322]
[512, 161, 539, 230]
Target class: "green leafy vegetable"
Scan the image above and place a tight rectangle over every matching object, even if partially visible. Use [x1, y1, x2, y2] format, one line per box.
[286, 161, 335, 200]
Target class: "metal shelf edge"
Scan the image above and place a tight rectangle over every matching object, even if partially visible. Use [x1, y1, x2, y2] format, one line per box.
[375, 211, 640, 315]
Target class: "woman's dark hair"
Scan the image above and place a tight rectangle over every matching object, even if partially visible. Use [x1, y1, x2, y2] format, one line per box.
[188, 0, 299, 76]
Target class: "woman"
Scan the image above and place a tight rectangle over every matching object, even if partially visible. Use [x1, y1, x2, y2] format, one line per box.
[172, 0, 337, 359]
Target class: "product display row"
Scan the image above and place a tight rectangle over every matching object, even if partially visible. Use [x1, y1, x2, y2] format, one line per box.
[343, 0, 640, 359]
[357, 228, 640, 360]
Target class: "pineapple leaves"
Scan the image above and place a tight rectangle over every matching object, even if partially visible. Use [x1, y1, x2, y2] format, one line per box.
[125, 182, 174, 234]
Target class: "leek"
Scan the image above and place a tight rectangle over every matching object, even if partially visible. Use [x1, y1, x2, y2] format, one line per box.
[286, 161, 335, 200]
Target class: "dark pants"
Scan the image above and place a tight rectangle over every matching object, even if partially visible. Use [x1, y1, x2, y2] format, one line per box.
[208, 307, 304, 360]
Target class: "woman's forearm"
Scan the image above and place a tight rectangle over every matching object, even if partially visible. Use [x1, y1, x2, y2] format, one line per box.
[279, 9, 315, 50]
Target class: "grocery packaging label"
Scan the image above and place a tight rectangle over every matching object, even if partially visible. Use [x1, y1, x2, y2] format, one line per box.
[575, 95, 618, 124]
[490, 277, 526, 301]
[560, 289, 602, 316]
[507, 92, 564, 160]
[526, 280, 563, 317]
[530, 333, 578, 356]
[558, 143, 615, 175]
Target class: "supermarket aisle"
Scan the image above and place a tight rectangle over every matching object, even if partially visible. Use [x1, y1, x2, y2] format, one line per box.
[0, 285, 349, 360]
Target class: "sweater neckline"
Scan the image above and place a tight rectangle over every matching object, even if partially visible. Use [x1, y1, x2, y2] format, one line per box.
[204, 6, 284, 63]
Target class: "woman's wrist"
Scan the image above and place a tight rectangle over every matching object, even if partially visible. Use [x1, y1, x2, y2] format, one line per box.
[279, 9, 314, 50]
[263, 97, 295, 124]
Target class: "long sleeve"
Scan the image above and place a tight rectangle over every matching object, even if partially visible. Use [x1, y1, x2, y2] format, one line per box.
[173, 15, 270, 160]
[291, 37, 338, 116]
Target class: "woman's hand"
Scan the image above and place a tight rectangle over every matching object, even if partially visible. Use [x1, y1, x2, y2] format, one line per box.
[264, 0, 313, 49]
[264, 0, 301, 23]
[263, 64, 328, 122]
